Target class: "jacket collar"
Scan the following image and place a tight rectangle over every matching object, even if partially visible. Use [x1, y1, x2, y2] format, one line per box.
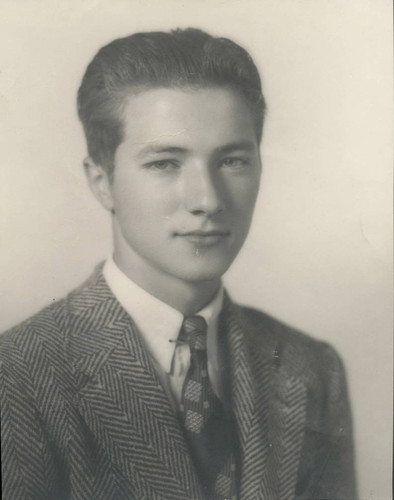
[66, 267, 206, 499]
[222, 294, 308, 500]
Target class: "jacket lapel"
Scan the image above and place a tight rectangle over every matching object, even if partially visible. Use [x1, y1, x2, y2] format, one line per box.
[67, 269, 205, 500]
[223, 296, 307, 500]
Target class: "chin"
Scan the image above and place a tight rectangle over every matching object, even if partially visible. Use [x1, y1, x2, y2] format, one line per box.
[171, 258, 233, 283]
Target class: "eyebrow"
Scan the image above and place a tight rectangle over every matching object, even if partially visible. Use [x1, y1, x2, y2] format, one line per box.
[136, 144, 188, 159]
[136, 140, 257, 159]
[216, 140, 257, 155]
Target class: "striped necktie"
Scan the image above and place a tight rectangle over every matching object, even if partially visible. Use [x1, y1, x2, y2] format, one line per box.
[179, 315, 237, 500]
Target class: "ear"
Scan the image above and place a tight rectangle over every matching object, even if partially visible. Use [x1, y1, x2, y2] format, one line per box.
[83, 157, 114, 212]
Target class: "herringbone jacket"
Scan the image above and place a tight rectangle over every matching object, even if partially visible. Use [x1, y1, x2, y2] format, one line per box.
[1, 265, 357, 499]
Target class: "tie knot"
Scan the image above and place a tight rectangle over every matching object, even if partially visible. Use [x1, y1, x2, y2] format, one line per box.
[181, 315, 207, 351]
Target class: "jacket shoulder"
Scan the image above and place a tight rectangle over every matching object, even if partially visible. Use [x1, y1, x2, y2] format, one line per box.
[236, 304, 345, 382]
[0, 298, 69, 377]
[237, 303, 327, 349]
[1, 262, 107, 358]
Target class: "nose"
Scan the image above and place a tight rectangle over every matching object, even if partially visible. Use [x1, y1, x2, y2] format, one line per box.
[182, 164, 224, 216]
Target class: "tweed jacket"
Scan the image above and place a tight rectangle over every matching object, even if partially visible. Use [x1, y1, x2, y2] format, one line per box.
[1, 265, 357, 500]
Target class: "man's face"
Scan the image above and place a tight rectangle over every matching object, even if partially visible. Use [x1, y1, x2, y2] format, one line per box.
[105, 87, 261, 286]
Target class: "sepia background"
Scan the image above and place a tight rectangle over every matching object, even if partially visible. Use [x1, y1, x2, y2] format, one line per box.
[1, 0, 392, 498]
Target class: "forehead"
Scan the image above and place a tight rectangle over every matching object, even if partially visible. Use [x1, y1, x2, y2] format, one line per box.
[119, 86, 258, 153]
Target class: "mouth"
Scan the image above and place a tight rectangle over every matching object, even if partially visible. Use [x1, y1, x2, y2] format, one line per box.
[175, 230, 230, 246]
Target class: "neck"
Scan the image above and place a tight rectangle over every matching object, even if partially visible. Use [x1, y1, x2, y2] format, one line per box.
[112, 252, 221, 316]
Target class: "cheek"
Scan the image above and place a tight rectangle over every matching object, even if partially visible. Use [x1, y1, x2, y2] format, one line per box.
[112, 179, 176, 226]
[227, 176, 260, 218]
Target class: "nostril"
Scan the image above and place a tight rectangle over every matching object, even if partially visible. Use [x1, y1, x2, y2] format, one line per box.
[191, 209, 208, 216]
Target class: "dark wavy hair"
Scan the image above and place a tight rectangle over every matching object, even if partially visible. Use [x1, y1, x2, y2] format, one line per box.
[77, 28, 266, 178]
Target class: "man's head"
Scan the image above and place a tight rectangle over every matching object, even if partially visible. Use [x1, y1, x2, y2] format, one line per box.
[79, 28, 265, 306]
[77, 28, 265, 180]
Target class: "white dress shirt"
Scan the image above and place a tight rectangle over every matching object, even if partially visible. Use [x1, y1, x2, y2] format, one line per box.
[103, 257, 224, 411]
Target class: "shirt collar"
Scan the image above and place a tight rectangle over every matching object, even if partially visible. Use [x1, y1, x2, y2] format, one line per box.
[103, 257, 223, 374]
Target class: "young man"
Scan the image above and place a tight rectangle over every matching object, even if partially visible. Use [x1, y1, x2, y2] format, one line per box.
[1, 29, 357, 499]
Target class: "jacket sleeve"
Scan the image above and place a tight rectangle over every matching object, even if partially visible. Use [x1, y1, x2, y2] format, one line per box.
[296, 343, 358, 500]
[1, 336, 65, 500]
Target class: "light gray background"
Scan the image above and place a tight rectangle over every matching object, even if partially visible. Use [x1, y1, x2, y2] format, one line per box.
[1, 1, 392, 498]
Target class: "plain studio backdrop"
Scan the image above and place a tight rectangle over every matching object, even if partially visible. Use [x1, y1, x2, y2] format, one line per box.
[0, 0, 392, 498]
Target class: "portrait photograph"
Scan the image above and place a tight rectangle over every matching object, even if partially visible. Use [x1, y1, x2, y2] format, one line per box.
[0, 1, 392, 499]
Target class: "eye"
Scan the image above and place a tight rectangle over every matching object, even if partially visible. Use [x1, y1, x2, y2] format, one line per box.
[144, 160, 180, 171]
[220, 157, 248, 169]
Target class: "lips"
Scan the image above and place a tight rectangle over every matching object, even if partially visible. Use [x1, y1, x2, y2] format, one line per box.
[175, 229, 230, 245]
[178, 230, 229, 236]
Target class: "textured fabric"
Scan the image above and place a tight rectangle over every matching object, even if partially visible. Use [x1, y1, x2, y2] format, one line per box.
[1, 263, 357, 499]
[103, 256, 225, 405]
[179, 316, 237, 500]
